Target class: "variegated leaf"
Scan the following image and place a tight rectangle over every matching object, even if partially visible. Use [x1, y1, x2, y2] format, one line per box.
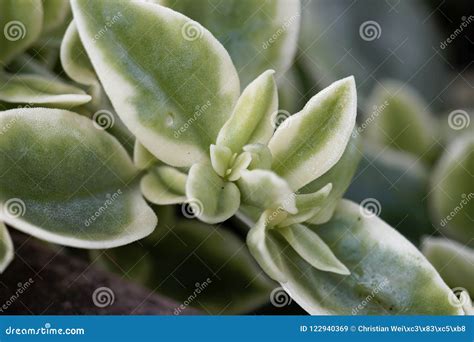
[141, 165, 187, 205]
[0, 108, 156, 248]
[0, 72, 91, 108]
[186, 163, 240, 224]
[216, 70, 277, 153]
[277, 200, 463, 315]
[268, 76, 357, 191]
[71, 0, 240, 167]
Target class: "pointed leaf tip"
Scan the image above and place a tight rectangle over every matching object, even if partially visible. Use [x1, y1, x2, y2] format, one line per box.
[269, 76, 357, 191]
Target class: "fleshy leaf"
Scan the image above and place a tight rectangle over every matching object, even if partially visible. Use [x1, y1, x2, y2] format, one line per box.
[0, 222, 13, 273]
[244, 144, 272, 170]
[71, 0, 240, 167]
[134, 140, 159, 170]
[0, 0, 43, 66]
[277, 200, 462, 315]
[0, 72, 91, 107]
[0, 108, 157, 248]
[141, 165, 187, 205]
[430, 134, 474, 246]
[277, 223, 349, 275]
[238, 169, 297, 214]
[162, 0, 300, 87]
[364, 81, 438, 163]
[268, 76, 357, 191]
[216, 70, 277, 152]
[422, 237, 474, 297]
[279, 183, 332, 226]
[60, 21, 97, 87]
[210, 144, 232, 178]
[186, 163, 240, 224]
[303, 133, 361, 224]
[296, 183, 332, 211]
[247, 211, 287, 282]
[226, 151, 252, 182]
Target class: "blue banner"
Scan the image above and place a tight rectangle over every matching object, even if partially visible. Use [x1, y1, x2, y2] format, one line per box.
[0, 316, 473, 341]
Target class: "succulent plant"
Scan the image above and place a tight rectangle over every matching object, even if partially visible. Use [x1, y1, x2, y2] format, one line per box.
[0, 0, 471, 315]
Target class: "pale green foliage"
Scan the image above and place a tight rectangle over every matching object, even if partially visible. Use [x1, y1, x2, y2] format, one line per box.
[430, 134, 474, 246]
[0, 0, 463, 317]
